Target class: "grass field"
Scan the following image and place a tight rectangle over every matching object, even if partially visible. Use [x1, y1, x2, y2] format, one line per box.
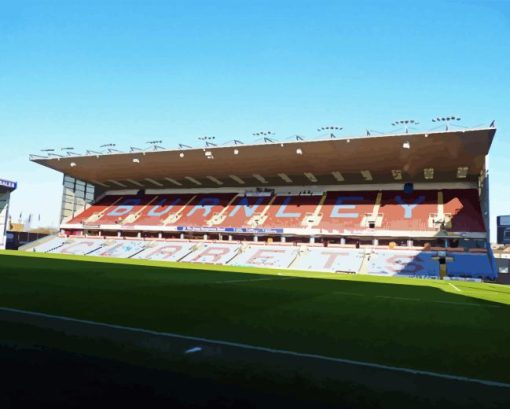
[1, 249, 510, 407]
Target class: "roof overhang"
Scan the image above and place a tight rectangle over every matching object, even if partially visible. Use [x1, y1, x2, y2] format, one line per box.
[30, 128, 496, 189]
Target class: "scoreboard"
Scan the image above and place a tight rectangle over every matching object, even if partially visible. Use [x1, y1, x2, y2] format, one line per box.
[497, 215, 510, 245]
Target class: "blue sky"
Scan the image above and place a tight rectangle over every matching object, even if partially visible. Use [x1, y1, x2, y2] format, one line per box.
[0, 0, 508, 238]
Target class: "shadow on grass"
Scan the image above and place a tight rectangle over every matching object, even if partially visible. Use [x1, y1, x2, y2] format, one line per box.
[1, 252, 510, 407]
[0, 251, 508, 309]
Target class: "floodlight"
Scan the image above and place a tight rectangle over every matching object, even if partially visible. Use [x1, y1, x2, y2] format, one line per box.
[317, 126, 342, 138]
[199, 136, 216, 147]
[391, 119, 419, 133]
[431, 116, 461, 130]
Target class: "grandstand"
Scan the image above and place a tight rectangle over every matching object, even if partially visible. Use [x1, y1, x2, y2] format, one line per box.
[0, 178, 16, 250]
[27, 126, 498, 280]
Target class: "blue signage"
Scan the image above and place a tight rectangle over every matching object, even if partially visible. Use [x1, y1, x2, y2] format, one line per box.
[0, 179, 17, 190]
[176, 226, 284, 234]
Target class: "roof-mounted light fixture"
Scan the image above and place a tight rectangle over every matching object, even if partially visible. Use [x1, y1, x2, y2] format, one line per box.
[100, 143, 121, 153]
[206, 176, 223, 185]
[41, 148, 63, 158]
[252, 131, 276, 143]
[457, 166, 469, 178]
[304, 172, 317, 182]
[317, 126, 342, 138]
[391, 120, 419, 134]
[40, 148, 56, 158]
[432, 116, 461, 131]
[391, 169, 402, 180]
[198, 136, 216, 147]
[61, 147, 79, 156]
[146, 140, 165, 151]
[331, 171, 344, 182]
[222, 139, 244, 146]
[424, 168, 434, 180]
[253, 174, 267, 184]
[361, 170, 373, 181]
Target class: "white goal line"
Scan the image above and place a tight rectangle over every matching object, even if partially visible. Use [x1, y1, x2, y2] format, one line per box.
[0, 306, 508, 389]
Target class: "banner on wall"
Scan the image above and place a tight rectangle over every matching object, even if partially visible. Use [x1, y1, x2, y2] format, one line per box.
[176, 226, 284, 234]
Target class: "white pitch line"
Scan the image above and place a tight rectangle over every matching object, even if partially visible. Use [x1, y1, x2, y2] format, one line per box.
[184, 346, 202, 354]
[376, 295, 421, 302]
[332, 291, 365, 297]
[448, 282, 462, 292]
[334, 292, 500, 308]
[0, 306, 509, 389]
[214, 277, 296, 284]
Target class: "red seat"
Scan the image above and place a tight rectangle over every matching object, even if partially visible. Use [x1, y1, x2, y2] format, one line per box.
[319, 191, 377, 232]
[67, 189, 487, 234]
[379, 190, 437, 231]
[174, 193, 237, 227]
[443, 189, 485, 232]
[263, 195, 322, 228]
[131, 194, 195, 226]
[217, 195, 272, 228]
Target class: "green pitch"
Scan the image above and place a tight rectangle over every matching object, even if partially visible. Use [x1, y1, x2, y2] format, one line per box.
[1, 249, 510, 385]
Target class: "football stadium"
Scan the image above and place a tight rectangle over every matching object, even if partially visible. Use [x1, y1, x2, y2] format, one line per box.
[2, 124, 510, 407]
[23, 126, 498, 278]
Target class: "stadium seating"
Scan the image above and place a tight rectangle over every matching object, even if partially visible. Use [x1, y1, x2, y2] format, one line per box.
[319, 191, 379, 232]
[31, 237, 67, 253]
[230, 244, 300, 269]
[215, 195, 272, 227]
[25, 236, 497, 280]
[66, 189, 486, 234]
[379, 190, 437, 231]
[68, 195, 122, 224]
[366, 249, 440, 277]
[126, 194, 195, 226]
[132, 241, 196, 261]
[262, 195, 322, 228]
[180, 242, 241, 264]
[91, 240, 147, 258]
[51, 238, 106, 255]
[171, 193, 238, 227]
[443, 190, 486, 232]
[292, 247, 364, 273]
[446, 253, 496, 280]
